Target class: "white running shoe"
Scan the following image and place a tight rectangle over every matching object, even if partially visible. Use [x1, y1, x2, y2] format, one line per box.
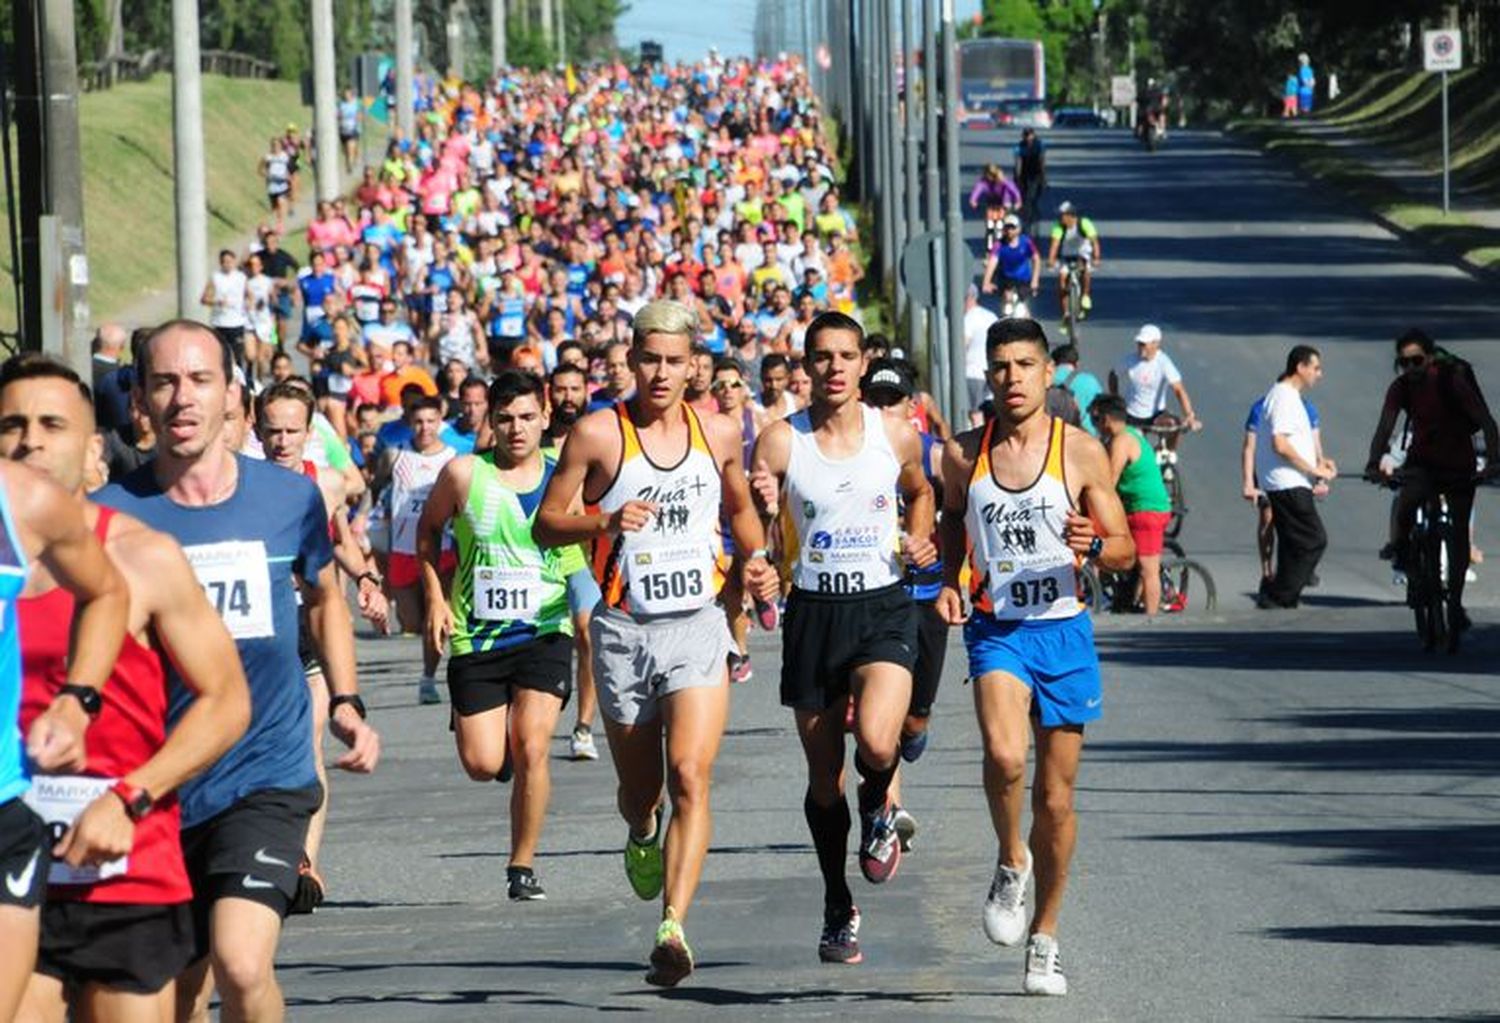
[1023, 933, 1067, 996]
[418, 678, 442, 705]
[570, 727, 599, 761]
[982, 847, 1032, 946]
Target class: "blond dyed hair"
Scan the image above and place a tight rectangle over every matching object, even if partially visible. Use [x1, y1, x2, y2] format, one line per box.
[631, 299, 699, 348]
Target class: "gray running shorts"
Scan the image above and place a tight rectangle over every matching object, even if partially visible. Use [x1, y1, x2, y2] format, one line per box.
[589, 601, 733, 725]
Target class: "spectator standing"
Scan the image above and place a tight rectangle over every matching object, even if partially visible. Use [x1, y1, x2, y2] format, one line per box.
[1012, 128, 1047, 231]
[1297, 53, 1316, 115]
[1254, 345, 1336, 609]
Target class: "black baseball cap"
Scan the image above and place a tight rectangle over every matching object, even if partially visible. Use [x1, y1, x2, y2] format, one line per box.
[861, 357, 914, 401]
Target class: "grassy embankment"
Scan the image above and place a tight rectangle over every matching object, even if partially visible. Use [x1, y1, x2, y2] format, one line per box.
[1229, 67, 1500, 272]
[0, 73, 309, 332]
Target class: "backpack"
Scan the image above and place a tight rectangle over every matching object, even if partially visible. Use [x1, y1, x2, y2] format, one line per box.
[1045, 374, 1082, 427]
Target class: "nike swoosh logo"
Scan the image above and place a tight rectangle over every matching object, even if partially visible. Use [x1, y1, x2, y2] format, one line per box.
[242, 875, 277, 890]
[1086, 697, 1102, 709]
[253, 848, 292, 869]
[6, 849, 39, 899]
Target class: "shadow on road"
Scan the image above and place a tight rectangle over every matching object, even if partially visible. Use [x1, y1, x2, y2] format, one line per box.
[1139, 823, 1500, 876]
[1269, 905, 1500, 950]
[1096, 624, 1498, 674]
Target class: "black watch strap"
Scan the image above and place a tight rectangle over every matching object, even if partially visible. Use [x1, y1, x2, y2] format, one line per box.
[1086, 535, 1105, 561]
[59, 684, 103, 717]
[329, 693, 368, 719]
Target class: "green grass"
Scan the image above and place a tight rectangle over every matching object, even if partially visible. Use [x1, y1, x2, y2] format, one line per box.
[0, 74, 309, 331]
[1229, 68, 1500, 273]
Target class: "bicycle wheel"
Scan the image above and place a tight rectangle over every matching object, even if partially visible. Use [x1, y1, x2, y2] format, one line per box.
[1164, 465, 1186, 539]
[1161, 558, 1216, 613]
[1407, 534, 1444, 651]
[1078, 563, 1104, 612]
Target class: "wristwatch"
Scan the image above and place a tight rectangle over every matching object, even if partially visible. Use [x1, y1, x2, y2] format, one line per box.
[110, 780, 154, 821]
[329, 693, 368, 720]
[357, 571, 382, 587]
[1085, 536, 1105, 561]
[58, 683, 103, 718]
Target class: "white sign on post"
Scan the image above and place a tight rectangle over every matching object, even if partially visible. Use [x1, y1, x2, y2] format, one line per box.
[1110, 75, 1136, 108]
[1423, 29, 1463, 71]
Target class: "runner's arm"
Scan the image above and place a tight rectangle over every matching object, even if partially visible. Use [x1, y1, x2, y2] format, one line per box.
[747, 419, 792, 522]
[1241, 430, 1259, 500]
[534, 414, 647, 546]
[708, 416, 777, 602]
[891, 423, 936, 565]
[935, 436, 973, 621]
[1069, 433, 1135, 572]
[1107, 432, 1131, 485]
[304, 559, 380, 772]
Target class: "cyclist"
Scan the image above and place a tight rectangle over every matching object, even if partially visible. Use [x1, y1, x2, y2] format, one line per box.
[1364, 329, 1499, 626]
[969, 164, 1022, 252]
[1045, 203, 1100, 320]
[980, 215, 1040, 318]
[1089, 394, 1172, 615]
[1108, 325, 1200, 448]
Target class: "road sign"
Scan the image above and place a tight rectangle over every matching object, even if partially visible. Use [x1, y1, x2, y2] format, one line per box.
[1110, 75, 1136, 108]
[1423, 29, 1463, 72]
[902, 229, 981, 309]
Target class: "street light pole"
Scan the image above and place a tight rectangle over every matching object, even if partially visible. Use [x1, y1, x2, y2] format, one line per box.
[311, 0, 339, 203]
[941, 0, 966, 422]
[395, 0, 414, 139]
[172, 0, 207, 320]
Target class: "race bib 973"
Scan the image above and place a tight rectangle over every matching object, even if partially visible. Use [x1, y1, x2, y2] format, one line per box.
[185, 540, 276, 639]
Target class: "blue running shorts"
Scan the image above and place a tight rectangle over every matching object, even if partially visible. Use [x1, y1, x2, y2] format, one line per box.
[963, 612, 1102, 727]
[567, 568, 603, 617]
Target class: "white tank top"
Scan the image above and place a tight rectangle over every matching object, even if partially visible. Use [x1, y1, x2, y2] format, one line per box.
[783, 404, 902, 594]
[389, 446, 456, 555]
[964, 417, 1082, 621]
[594, 403, 726, 617]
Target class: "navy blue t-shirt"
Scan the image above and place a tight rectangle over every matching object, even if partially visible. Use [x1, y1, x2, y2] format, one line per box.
[98, 456, 331, 826]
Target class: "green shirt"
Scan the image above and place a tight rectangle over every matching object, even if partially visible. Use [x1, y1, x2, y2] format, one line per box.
[1115, 427, 1171, 513]
[449, 452, 585, 657]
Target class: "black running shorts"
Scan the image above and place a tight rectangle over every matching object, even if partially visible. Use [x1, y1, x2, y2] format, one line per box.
[909, 599, 950, 719]
[38, 901, 194, 994]
[181, 785, 321, 961]
[780, 583, 919, 711]
[0, 797, 50, 909]
[447, 632, 573, 717]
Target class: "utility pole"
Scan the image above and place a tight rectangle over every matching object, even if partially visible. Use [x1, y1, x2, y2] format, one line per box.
[922, 0, 943, 397]
[491, 0, 506, 73]
[172, 0, 207, 322]
[902, 0, 921, 357]
[539, 0, 554, 56]
[557, 0, 566, 63]
[395, 0, 414, 138]
[941, 0, 966, 422]
[311, 0, 339, 203]
[447, 0, 468, 78]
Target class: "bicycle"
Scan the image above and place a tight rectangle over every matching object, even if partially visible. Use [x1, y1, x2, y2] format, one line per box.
[1138, 419, 1193, 540]
[1078, 550, 1217, 616]
[1367, 473, 1478, 653]
[1058, 255, 1086, 343]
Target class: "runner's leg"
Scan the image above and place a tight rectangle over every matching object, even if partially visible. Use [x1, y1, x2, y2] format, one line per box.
[3, 913, 44, 1022]
[79, 982, 176, 1023]
[205, 898, 284, 1022]
[508, 688, 564, 868]
[1029, 723, 1085, 937]
[795, 707, 852, 917]
[974, 670, 1032, 868]
[659, 680, 729, 921]
[572, 609, 597, 736]
[454, 703, 511, 780]
[174, 958, 213, 1023]
[601, 717, 665, 840]
[303, 671, 331, 869]
[849, 662, 908, 816]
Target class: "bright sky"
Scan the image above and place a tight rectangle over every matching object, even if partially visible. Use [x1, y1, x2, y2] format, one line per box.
[613, 0, 985, 64]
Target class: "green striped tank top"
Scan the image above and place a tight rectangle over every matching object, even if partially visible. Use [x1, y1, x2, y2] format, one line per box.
[450, 451, 584, 656]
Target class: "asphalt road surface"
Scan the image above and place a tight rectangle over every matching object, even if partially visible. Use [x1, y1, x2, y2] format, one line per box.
[276, 128, 1500, 1020]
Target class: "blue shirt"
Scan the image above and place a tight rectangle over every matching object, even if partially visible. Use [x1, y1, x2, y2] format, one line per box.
[298, 270, 338, 314]
[1246, 395, 1319, 432]
[99, 457, 330, 826]
[375, 418, 415, 453]
[441, 421, 478, 455]
[0, 482, 29, 804]
[1055, 366, 1104, 436]
[991, 235, 1038, 284]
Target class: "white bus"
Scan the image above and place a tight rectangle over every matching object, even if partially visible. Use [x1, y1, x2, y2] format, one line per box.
[957, 37, 1047, 128]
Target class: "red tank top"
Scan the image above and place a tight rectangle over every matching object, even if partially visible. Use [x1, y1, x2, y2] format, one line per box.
[18, 506, 191, 905]
[303, 459, 338, 539]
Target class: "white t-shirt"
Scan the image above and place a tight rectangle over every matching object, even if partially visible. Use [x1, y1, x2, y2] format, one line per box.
[209, 270, 248, 328]
[1255, 381, 1316, 492]
[963, 304, 1000, 380]
[1114, 350, 1182, 420]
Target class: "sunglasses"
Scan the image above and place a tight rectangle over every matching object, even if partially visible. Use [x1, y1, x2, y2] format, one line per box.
[1398, 355, 1427, 369]
[712, 379, 745, 391]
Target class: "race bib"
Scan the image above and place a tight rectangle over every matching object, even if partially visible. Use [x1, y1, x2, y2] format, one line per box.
[473, 564, 545, 623]
[796, 526, 897, 594]
[985, 559, 1079, 621]
[185, 540, 275, 639]
[22, 775, 127, 885]
[624, 543, 714, 615]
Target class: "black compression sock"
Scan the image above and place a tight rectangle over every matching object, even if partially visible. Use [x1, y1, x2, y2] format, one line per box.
[854, 753, 897, 816]
[804, 790, 853, 917]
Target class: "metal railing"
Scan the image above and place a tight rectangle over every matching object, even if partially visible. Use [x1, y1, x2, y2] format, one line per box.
[79, 49, 277, 93]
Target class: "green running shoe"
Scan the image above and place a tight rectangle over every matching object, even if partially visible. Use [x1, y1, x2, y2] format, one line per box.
[624, 807, 664, 901]
[645, 914, 694, 987]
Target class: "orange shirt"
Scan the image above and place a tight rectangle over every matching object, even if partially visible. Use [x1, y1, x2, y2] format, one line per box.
[379, 366, 439, 408]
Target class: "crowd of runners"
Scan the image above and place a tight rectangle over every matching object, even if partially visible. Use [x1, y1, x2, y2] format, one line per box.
[0, 50, 1131, 1021]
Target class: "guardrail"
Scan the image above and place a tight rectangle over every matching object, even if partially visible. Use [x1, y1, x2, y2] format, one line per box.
[80, 49, 277, 93]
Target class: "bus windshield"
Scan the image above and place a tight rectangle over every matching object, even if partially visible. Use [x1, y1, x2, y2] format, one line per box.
[958, 39, 1045, 110]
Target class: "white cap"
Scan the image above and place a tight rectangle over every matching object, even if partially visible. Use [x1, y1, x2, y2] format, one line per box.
[1134, 323, 1163, 345]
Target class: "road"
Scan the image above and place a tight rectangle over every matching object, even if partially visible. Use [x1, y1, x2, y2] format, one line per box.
[276, 129, 1500, 1020]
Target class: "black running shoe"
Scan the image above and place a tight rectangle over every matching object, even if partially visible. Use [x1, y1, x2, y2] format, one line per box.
[507, 867, 546, 901]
